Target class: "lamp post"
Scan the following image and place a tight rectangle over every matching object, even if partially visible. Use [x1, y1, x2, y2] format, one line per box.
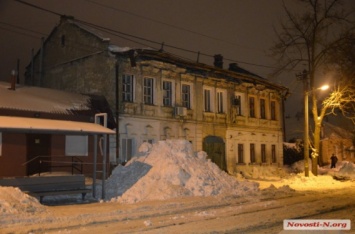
[304, 84, 329, 177]
[304, 89, 310, 177]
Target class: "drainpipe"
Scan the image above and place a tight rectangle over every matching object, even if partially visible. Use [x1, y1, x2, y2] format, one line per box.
[115, 61, 120, 164]
[282, 95, 286, 142]
[31, 48, 34, 85]
[39, 37, 44, 86]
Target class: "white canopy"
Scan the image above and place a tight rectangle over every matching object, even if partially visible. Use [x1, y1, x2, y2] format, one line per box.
[0, 116, 115, 135]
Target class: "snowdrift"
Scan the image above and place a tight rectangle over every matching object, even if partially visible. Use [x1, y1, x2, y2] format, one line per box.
[103, 140, 259, 203]
[0, 187, 47, 217]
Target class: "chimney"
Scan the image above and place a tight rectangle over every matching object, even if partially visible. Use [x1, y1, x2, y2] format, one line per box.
[213, 54, 223, 68]
[60, 15, 75, 23]
[9, 70, 17, 91]
[228, 63, 239, 71]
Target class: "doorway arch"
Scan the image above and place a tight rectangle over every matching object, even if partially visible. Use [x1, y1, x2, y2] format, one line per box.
[203, 136, 226, 172]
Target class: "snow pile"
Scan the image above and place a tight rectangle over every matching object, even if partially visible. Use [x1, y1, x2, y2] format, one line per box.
[283, 142, 301, 152]
[338, 161, 355, 175]
[261, 184, 295, 198]
[291, 160, 355, 180]
[0, 187, 47, 215]
[104, 140, 259, 204]
[238, 165, 289, 180]
[321, 161, 355, 180]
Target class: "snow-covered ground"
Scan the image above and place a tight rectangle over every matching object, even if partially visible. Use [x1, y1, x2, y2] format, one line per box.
[1, 140, 354, 233]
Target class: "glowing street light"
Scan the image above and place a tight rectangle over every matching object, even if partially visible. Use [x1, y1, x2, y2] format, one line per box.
[304, 84, 329, 177]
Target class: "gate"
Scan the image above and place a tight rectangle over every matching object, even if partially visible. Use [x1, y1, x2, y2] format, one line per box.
[203, 136, 226, 172]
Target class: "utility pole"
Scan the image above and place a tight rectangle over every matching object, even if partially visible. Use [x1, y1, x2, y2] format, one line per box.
[296, 69, 309, 177]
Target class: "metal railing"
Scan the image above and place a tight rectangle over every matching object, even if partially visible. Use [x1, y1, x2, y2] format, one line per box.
[23, 156, 84, 176]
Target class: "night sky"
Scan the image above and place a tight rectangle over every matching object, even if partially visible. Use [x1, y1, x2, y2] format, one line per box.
[0, 0, 292, 82]
[0, 0, 354, 130]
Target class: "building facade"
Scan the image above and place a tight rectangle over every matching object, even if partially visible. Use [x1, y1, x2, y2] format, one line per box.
[25, 16, 288, 175]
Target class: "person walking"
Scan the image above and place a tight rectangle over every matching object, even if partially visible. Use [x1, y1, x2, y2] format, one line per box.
[330, 154, 338, 168]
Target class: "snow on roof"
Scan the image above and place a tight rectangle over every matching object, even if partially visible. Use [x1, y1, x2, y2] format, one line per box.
[108, 45, 131, 53]
[322, 121, 354, 139]
[0, 82, 90, 114]
[0, 116, 115, 135]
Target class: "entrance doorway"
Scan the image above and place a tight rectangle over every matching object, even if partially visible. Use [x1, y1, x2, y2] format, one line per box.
[26, 134, 51, 175]
[203, 136, 226, 171]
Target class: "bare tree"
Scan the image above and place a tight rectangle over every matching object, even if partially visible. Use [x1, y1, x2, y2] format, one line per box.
[271, 0, 355, 175]
[323, 33, 355, 122]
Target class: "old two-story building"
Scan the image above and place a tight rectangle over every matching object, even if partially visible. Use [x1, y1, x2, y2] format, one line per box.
[25, 16, 288, 175]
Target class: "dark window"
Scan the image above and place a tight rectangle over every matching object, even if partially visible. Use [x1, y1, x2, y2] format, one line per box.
[163, 81, 172, 106]
[271, 101, 276, 120]
[238, 144, 244, 163]
[217, 91, 224, 113]
[234, 95, 242, 115]
[261, 144, 266, 163]
[250, 143, 256, 163]
[122, 138, 133, 162]
[260, 99, 266, 119]
[144, 78, 154, 105]
[122, 74, 133, 102]
[204, 89, 211, 112]
[272, 145, 277, 163]
[182, 84, 191, 109]
[249, 97, 255, 118]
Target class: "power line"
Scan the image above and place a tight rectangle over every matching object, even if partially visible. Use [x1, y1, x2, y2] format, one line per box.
[0, 26, 42, 40]
[12, 0, 279, 71]
[84, 0, 263, 52]
[0, 21, 47, 36]
[14, 0, 62, 16]
[77, 19, 277, 69]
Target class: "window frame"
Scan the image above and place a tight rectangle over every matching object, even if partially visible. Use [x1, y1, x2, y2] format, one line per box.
[271, 144, 277, 163]
[122, 74, 134, 102]
[250, 143, 256, 163]
[237, 143, 244, 163]
[65, 135, 88, 156]
[144, 77, 154, 105]
[181, 84, 191, 109]
[163, 80, 172, 107]
[217, 90, 225, 114]
[204, 89, 211, 112]
[121, 138, 134, 163]
[260, 98, 266, 119]
[261, 144, 267, 163]
[249, 96, 255, 118]
[271, 100, 277, 120]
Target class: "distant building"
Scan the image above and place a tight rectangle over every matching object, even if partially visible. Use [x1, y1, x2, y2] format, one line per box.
[25, 16, 289, 175]
[320, 122, 354, 165]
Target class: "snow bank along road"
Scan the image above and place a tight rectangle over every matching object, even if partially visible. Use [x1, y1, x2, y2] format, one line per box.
[2, 185, 354, 234]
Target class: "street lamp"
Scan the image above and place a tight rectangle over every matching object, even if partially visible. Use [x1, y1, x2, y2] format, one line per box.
[304, 84, 329, 177]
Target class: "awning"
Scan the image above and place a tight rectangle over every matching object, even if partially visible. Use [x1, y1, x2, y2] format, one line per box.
[0, 116, 115, 135]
